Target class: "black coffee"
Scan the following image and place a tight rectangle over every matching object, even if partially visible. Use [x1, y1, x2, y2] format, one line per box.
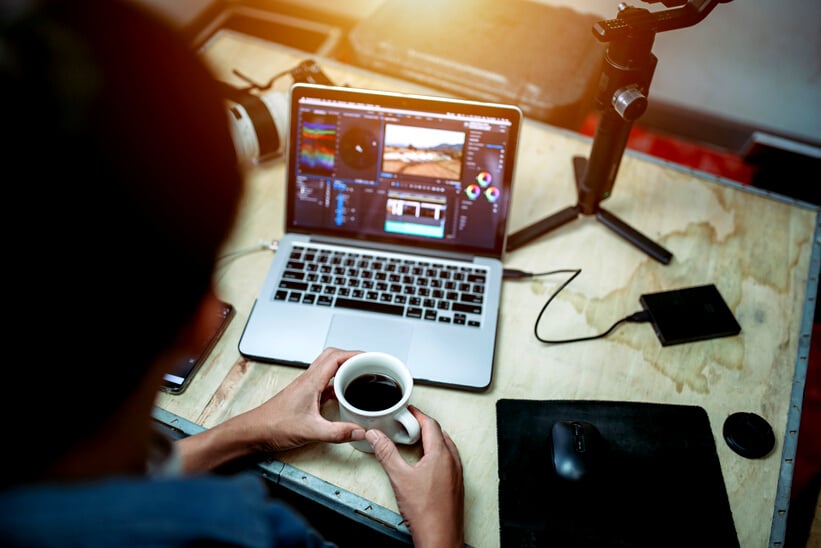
[344, 373, 403, 411]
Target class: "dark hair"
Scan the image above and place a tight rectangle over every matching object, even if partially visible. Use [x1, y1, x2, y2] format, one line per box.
[1, 0, 243, 482]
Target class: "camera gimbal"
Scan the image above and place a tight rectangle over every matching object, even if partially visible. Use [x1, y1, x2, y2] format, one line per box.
[506, 0, 732, 264]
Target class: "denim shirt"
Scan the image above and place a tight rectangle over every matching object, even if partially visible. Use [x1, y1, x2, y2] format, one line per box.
[0, 472, 335, 547]
[0, 430, 335, 547]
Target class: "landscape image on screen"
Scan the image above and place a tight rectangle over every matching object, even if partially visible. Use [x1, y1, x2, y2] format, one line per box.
[381, 124, 465, 180]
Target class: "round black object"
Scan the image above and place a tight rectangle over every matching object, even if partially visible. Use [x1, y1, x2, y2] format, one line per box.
[723, 412, 775, 459]
[339, 128, 378, 169]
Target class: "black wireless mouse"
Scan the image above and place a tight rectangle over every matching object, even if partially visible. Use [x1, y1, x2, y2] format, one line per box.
[550, 419, 605, 481]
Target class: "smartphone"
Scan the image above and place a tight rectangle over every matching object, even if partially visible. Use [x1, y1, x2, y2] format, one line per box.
[161, 300, 235, 394]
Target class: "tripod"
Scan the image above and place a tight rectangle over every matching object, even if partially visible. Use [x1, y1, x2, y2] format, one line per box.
[506, 0, 731, 264]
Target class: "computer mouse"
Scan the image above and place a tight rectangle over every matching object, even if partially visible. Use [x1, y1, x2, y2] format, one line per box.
[549, 419, 605, 481]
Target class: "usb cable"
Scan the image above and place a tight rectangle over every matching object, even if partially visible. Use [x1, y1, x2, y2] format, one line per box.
[503, 267, 650, 343]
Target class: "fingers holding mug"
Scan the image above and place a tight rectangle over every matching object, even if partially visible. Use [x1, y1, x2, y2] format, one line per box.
[332, 352, 420, 453]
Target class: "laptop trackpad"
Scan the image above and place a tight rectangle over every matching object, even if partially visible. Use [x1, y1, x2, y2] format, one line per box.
[324, 314, 412, 363]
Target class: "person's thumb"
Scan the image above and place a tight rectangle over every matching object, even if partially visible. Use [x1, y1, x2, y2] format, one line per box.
[327, 422, 366, 444]
[366, 429, 404, 474]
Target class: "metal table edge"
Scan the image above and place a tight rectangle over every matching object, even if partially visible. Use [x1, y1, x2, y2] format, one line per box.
[150, 407, 414, 544]
[769, 209, 821, 547]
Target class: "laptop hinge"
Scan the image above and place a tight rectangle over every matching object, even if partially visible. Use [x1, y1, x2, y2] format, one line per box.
[308, 235, 476, 263]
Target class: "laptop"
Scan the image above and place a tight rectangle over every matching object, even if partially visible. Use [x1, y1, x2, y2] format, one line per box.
[238, 82, 522, 391]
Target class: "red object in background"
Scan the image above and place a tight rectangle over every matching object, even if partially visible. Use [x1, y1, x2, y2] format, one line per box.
[579, 113, 758, 185]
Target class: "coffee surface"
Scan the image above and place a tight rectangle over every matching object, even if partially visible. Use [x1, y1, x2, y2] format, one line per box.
[344, 373, 403, 411]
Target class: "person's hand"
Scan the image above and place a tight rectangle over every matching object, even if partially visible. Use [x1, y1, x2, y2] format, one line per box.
[240, 347, 368, 452]
[177, 347, 366, 472]
[366, 406, 465, 548]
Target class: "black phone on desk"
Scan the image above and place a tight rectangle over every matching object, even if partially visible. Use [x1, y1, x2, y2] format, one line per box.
[161, 300, 235, 394]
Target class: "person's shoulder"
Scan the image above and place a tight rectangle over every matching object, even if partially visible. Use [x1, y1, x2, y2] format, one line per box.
[0, 474, 331, 547]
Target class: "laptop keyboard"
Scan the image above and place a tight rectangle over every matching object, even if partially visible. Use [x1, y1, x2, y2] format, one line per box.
[273, 244, 487, 327]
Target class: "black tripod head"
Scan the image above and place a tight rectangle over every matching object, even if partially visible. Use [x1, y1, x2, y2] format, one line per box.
[592, 0, 733, 121]
[595, 0, 734, 43]
[505, 0, 733, 261]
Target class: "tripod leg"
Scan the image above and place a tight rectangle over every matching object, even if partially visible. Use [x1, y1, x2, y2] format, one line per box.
[506, 205, 580, 252]
[504, 155, 589, 252]
[597, 207, 673, 264]
[573, 155, 587, 192]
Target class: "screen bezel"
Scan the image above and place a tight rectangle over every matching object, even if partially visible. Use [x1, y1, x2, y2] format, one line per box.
[285, 83, 523, 259]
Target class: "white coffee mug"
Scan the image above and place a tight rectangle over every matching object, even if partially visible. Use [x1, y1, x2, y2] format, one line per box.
[334, 352, 421, 453]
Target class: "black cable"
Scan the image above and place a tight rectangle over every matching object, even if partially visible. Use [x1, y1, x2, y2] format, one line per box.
[231, 67, 293, 92]
[503, 267, 651, 344]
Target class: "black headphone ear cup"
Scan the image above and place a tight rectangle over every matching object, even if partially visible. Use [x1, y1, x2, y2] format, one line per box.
[220, 81, 289, 164]
[233, 93, 280, 159]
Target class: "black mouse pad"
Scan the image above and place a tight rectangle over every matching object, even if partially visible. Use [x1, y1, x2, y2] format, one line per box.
[496, 399, 739, 547]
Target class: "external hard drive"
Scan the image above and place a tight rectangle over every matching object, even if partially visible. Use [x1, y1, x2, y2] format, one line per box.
[639, 284, 741, 346]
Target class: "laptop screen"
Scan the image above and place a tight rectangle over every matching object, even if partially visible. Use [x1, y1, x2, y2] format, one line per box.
[286, 83, 522, 258]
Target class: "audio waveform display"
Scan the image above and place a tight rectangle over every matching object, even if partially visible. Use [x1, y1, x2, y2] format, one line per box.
[299, 115, 338, 176]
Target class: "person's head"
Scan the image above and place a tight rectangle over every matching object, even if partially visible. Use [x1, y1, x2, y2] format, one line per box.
[1, 0, 243, 484]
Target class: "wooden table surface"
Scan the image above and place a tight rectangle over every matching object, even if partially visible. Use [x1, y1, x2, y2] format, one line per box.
[155, 30, 821, 548]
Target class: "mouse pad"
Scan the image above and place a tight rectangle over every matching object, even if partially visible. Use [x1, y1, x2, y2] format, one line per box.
[496, 399, 739, 547]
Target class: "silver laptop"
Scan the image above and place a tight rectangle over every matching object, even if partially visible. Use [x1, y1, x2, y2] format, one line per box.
[238, 83, 522, 391]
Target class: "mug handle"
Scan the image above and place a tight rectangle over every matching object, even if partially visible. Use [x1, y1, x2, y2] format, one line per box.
[392, 407, 421, 445]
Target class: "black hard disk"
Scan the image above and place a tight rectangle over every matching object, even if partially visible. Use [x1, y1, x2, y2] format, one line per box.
[639, 284, 741, 346]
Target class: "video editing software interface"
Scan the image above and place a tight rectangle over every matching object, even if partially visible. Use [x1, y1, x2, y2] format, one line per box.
[289, 93, 516, 254]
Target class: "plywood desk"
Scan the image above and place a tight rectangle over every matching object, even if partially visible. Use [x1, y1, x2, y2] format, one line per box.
[155, 31, 820, 547]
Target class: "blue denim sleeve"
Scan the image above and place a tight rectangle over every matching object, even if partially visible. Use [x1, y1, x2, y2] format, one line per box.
[0, 473, 339, 548]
